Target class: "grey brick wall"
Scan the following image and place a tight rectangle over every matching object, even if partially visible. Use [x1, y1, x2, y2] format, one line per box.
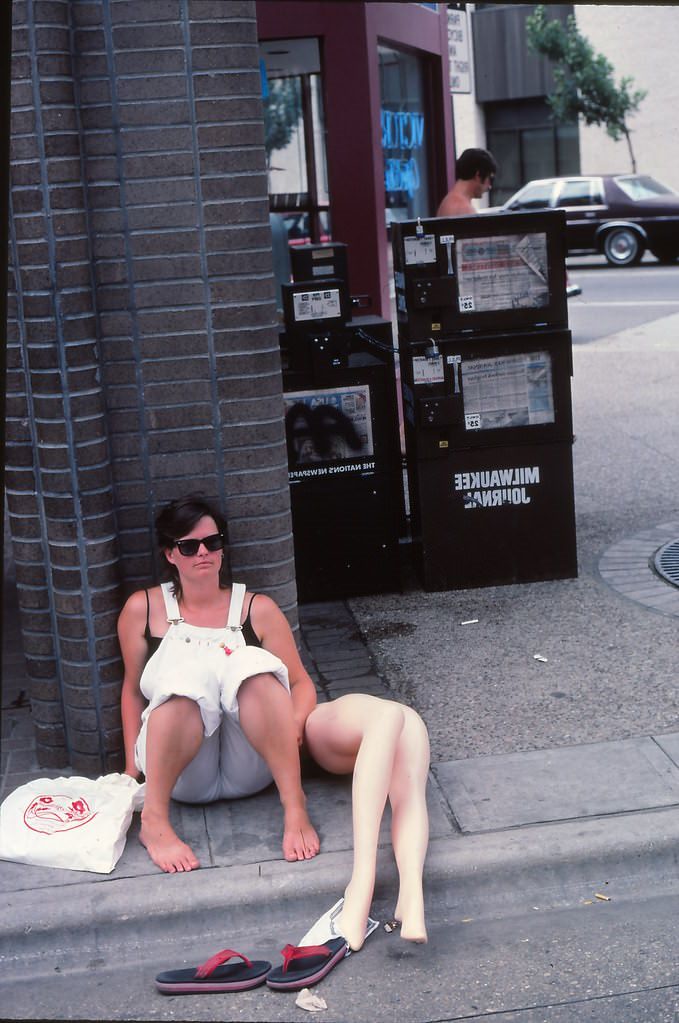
[6, 0, 296, 771]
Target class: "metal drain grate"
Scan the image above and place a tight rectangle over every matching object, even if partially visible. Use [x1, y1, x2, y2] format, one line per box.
[654, 538, 679, 589]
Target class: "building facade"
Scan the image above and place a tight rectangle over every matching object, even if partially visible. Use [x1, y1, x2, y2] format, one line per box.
[451, 4, 679, 202]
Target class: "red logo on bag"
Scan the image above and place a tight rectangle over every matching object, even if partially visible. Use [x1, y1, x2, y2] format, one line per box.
[24, 795, 98, 834]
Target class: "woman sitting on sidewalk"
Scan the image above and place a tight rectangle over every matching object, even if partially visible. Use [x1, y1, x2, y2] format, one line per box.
[118, 494, 320, 873]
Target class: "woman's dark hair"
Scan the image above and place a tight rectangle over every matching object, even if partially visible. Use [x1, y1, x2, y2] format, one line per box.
[155, 494, 231, 598]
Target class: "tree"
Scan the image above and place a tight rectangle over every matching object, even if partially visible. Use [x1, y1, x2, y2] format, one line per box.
[526, 5, 646, 172]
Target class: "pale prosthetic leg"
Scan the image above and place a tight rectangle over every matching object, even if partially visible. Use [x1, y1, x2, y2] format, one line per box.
[304, 694, 430, 951]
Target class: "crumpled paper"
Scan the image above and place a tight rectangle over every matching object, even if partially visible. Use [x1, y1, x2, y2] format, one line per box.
[295, 987, 327, 1012]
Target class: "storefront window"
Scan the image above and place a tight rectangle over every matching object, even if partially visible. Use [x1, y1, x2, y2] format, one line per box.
[378, 45, 431, 227]
[261, 38, 330, 245]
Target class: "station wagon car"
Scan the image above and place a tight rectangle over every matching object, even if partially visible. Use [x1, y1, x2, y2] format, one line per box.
[498, 174, 679, 266]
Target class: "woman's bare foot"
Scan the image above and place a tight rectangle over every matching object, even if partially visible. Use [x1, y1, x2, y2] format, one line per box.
[282, 805, 320, 861]
[139, 809, 200, 873]
[394, 890, 427, 944]
[337, 877, 375, 951]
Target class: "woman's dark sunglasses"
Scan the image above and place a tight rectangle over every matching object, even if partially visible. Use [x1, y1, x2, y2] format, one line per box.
[173, 533, 224, 557]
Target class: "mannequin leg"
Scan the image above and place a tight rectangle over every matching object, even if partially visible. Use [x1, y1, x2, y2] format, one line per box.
[389, 706, 430, 942]
[140, 695, 204, 873]
[341, 701, 404, 950]
[305, 694, 419, 951]
[237, 672, 319, 862]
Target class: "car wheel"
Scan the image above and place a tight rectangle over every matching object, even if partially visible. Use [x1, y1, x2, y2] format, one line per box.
[602, 228, 643, 266]
[650, 246, 679, 264]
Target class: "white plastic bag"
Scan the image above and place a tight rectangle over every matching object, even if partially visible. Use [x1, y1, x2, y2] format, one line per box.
[0, 772, 145, 874]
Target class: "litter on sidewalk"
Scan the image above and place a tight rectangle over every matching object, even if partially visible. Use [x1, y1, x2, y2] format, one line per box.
[296, 988, 328, 1012]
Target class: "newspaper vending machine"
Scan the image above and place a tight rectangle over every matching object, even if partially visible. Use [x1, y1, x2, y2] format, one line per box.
[391, 210, 577, 590]
[279, 245, 404, 600]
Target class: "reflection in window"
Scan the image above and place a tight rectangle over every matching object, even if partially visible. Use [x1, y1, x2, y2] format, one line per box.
[615, 175, 675, 200]
[509, 181, 555, 210]
[522, 128, 556, 184]
[379, 45, 431, 226]
[556, 122, 579, 179]
[264, 77, 307, 196]
[557, 179, 603, 206]
[271, 210, 331, 247]
[310, 75, 329, 207]
[261, 38, 330, 246]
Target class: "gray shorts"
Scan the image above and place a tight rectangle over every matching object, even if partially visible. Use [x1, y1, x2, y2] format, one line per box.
[135, 638, 290, 802]
[173, 714, 275, 802]
[135, 700, 275, 802]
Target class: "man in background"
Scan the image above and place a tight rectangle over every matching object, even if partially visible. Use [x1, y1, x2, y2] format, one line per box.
[437, 147, 497, 217]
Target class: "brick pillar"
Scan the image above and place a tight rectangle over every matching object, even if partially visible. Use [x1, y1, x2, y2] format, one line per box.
[7, 1, 296, 770]
[7, 0, 123, 771]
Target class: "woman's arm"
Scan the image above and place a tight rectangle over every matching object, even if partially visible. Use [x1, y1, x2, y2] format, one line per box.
[117, 590, 152, 779]
[251, 594, 317, 745]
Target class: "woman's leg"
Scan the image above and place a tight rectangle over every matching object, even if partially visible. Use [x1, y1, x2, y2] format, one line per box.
[237, 672, 319, 862]
[140, 695, 204, 873]
[305, 694, 429, 950]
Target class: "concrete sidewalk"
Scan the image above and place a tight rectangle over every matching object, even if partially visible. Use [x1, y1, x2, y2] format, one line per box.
[3, 596, 679, 986]
[1, 312, 679, 1017]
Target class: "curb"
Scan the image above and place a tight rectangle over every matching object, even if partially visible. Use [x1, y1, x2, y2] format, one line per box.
[4, 805, 679, 978]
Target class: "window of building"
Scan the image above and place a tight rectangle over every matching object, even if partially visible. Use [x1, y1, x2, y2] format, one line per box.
[260, 38, 331, 246]
[378, 44, 432, 227]
[485, 99, 579, 206]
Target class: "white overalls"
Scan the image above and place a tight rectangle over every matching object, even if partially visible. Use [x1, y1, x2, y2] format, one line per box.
[134, 582, 290, 802]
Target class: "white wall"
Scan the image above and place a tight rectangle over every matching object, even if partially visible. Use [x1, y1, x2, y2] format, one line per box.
[450, 4, 490, 204]
[451, 90, 486, 155]
[574, 4, 679, 191]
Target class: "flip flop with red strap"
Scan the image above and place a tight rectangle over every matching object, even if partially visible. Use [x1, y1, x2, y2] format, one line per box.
[155, 948, 272, 994]
[265, 937, 349, 991]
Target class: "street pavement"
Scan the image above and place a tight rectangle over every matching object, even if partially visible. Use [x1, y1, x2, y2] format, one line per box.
[1, 311, 678, 1021]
